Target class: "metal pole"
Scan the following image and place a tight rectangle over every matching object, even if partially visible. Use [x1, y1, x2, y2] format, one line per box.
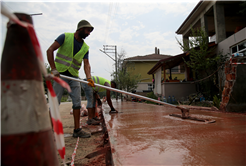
[60, 74, 178, 108]
[30, 13, 43, 16]
[115, 45, 118, 100]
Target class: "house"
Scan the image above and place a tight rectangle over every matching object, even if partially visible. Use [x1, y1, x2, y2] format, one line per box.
[148, 0, 246, 111]
[123, 47, 172, 95]
[148, 42, 217, 100]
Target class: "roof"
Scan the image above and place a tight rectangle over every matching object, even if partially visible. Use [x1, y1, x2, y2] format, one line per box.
[148, 42, 217, 74]
[124, 54, 172, 62]
[147, 53, 188, 74]
[176, 1, 244, 35]
[176, 0, 203, 34]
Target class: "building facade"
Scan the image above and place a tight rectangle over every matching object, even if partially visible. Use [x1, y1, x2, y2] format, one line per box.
[123, 47, 171, 94]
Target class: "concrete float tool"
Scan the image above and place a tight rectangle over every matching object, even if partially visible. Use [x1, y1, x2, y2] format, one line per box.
[60, 75, 215, 123]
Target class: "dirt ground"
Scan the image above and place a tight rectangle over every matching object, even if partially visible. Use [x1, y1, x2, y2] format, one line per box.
[56, 101, 107, 166]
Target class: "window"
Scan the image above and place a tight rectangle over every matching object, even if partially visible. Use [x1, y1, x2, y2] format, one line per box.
[180, 63, 185, 73]
[148, 84, 152, 91]
[171, 65, 185, 73]
[231, 40, 246, 56]
[171, 66, 179, 73]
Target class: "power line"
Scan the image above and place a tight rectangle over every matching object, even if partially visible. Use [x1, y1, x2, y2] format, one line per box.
[104, 2, 119, 43]
[104, 2, 112, 43]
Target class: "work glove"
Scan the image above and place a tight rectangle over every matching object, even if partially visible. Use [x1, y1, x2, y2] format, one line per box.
[51, 69, 60, 77]
[87, 78, 95, 87]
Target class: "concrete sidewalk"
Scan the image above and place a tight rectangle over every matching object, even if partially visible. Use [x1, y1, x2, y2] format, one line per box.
[103, 100, 246, 166]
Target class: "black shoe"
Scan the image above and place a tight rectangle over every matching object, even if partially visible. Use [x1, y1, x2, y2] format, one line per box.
[93, 117, 101, 121]
[87, 118, 100, 125]
[109, 110, 118, 113]
[73, 128, 91, 138]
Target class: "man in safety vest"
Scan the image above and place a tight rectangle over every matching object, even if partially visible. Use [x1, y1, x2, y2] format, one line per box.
[47, 20, 95, 138]
[81, 76, 118, 125]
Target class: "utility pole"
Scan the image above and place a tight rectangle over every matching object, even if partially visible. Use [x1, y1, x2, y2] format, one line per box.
[99, 45, 118, 100]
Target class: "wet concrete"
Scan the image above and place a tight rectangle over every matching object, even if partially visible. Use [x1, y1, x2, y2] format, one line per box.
[103, 100, 246, 166]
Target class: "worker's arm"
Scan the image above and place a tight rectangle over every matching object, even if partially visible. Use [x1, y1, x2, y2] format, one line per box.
[105, 82, 117, 112]
[83, 59, 91, 79]
[46, 41, 60, 70]
[84, 59, 95, 87]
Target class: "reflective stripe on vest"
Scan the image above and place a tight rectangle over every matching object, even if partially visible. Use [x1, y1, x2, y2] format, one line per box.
[55, 58, 80, 70]
[92, 76, 111, 92]
[55, 33, 89, 77]
[55, 53, 82, 67]
[92, 76, 101, 92]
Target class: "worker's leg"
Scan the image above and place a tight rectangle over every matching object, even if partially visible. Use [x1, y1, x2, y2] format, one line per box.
[69, 79, 82, 129]
[81, 82, 100, 125]
[73, 108, 80, 129]
[88, 108, 94, 119]
[49, 78, 65, 128]
[70, 79, 90, 138]
[53, 79, 65, 105]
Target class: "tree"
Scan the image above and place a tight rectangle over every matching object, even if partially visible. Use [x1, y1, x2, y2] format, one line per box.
[238, 2, 246, 16]
[116, 69, 140, 92]
[111, 49, 141, 100]
[176, 27, 227, 100]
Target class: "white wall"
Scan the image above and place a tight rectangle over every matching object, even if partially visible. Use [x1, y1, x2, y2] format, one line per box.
[162, 82, 196, 101]
[217, 27, 246, 56]
[217, 27, 246, 87]
[136, 82, 152, 92]
[155, 68, 162, 95]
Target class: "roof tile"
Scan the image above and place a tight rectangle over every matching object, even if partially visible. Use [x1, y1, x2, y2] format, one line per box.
[125, 54, 172, 61]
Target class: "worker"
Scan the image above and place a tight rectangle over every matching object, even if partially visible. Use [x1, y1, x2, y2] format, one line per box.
[47, 20, 95, 138]
[81, 76, 118, 125]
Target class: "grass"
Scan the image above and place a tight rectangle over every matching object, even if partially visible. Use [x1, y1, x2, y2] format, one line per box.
[181, 101, 213, 107]
[61, 96, 68, 102]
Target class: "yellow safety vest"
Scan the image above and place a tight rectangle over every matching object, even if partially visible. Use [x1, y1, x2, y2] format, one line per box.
[92, 76, 110, 92]
[55, 33, 89, 77]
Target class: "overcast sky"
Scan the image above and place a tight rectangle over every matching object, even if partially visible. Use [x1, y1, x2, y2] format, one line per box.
[1, 0, 199, 81]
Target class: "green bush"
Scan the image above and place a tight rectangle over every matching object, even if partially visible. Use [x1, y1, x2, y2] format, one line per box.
[61, 96, 68, 102]
[213, 95, 220, 109]
[145, 92, 158, 104]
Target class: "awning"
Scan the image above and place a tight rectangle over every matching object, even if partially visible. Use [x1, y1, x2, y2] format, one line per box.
[147, 52, 189, 74]
[147, 42, 217, 75]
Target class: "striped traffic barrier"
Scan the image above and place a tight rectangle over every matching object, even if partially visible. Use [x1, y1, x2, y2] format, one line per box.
[230, 56, 246, 65]
[70, 117, 87, 166]
[71, 139, 80, 166]
[1, 13, 60, 166]
[2, 5, 71, 165]
[231, 63, 246, 65]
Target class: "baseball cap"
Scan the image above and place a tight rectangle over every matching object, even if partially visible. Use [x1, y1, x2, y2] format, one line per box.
[77, 20, 94, 32]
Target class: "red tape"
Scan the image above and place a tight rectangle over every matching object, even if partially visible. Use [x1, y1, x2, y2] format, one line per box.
[70, 117, 87, 166]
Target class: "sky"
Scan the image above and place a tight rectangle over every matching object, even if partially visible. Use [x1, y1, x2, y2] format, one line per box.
[1, 0, 199, 81]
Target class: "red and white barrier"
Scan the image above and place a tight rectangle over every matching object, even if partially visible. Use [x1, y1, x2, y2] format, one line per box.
[71, 138, 80, 166]
[46, 81, 66, 164]
[70, 117, 87, 166]
[230, 56, 246, 65]
[1, 12, 60, 165]
[231, 63, 246, 65]
[1, 5, 70, 166]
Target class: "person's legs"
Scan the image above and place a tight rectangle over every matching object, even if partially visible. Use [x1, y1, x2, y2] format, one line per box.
[73, 109, 80, 129]
[81, 82, 99, 125]
[53, 79, 65, 104]
[50, 78, 66, 128]
[69, 79, 82, 129]
[70, 79, 90, 138]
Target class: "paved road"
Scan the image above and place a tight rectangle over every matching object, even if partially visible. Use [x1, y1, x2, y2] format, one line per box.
[103, 100, 246, 166]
